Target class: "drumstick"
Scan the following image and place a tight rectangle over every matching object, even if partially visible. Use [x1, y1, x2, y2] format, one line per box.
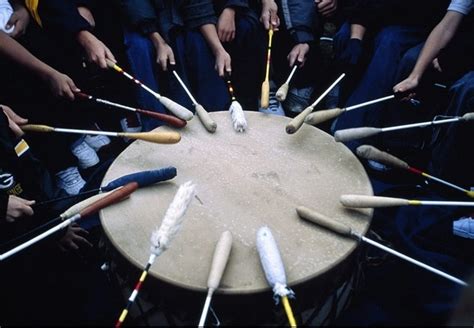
[286, 73, 345, 134]
[296, 206, 467, 286]
[198, 231, 233, 327]
[340, 194, 474, 208]
[256, 226, 297, 327]
[334, 113, 474, 142]
[276, 64, 298, 102]
[105, 59, 194, 121]
[75, 92, 187, 128]
[226, 74, 247, 132]
[20, 124, 181, 144]
[260, 27, 274, 109]
[0, 182, 138, 261]
[35, 167, 177, 207]
[116, 181, 196, 328]
[356, 145, 474, 198]
[9, 167, 177, 250]
[305, 94, 395, 125]
[1, 189, 121, 251]
[171, 70, 217, 133]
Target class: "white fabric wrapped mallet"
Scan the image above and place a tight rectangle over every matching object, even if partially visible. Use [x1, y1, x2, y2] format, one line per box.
[229, 100, 247, 132]
[226, 75, 248, 132]
[116, 181, 196, 327]
[256, 226, 297, 327]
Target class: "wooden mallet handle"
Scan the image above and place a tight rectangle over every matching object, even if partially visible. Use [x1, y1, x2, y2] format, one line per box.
[207, 231, 233, 290]
[296, 206, 352, 237]
[80, 182, 138, 218]
[340, 195, 410, 208]
[195, 104, 217, 133]
[159, 96, 194, 121]
[117, 131, 181, 144]
[21, 124, 55, 133]
[60, 191, 113, 220]
[286, 105, 314, 134]
[136, 109, 187, 128]
[305, 108, 345, 125]
[356, 145, 410, 170]
[334, 127, 382, 142]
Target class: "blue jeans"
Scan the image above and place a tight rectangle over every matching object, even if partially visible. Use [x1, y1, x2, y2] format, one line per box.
[223, 15, 265, 110]
[124, 30, 167, 131]
[169, 30, 229, 112]
[332, 24, 427, 149]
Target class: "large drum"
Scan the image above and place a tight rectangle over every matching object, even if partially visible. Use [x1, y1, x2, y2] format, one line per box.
[100, 111, 373, 325]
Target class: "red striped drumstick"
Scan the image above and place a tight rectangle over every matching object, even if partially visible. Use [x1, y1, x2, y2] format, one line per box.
[75, 92, 186, 128]
[105, 59, 193, 121]
[115, 181, 196, 327]
[356, 145, 474, 198]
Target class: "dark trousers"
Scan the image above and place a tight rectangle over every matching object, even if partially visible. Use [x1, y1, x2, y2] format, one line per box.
[332, 23, 427, 150]
[123, 29, 229, 130]
[429, 71, 474, 187]
[223, 15, 266, 110]
[123, 19, 263, 130]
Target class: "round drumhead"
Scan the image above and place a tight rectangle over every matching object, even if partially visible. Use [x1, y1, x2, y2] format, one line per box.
[100, 111, 373, 294]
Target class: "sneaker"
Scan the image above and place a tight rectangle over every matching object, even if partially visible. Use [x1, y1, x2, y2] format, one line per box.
[259, 91, 285, 116]
[120, 113, 142, 133]
[283, 86, 314, 115]
[71, 138, 100, 169]
[453, 216, 474, 239]
[56, 166, 86, 195]
[84, 134, 111, 152]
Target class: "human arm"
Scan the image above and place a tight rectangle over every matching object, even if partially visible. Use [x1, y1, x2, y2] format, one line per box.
[149, 31, 175, 71]
[0, 31, 80, 99]
[200, 24, 232, 77]
[28, 0, 115, 69]
[394, 11, 465, 94]
[3, 195, 35, 223]
[6, 0, 30, 39]
[260, 0, 280, 30]
[58, 224, 92, 251]
[315, 0, 338, 18]
[287, 43, 310, 67]
[217, 8, 236, 42]
[1, 105, 28, 137]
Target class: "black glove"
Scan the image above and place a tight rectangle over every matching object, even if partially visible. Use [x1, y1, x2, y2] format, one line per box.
[336, 38, 363, 75]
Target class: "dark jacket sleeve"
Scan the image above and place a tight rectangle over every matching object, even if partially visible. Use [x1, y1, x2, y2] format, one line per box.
[118, 0, 162, 35]
[0, 192, 7, 222]
[280, 0, 316, 44]
[224, 0, 249, 9]
[345, 0, 449, 29]
[182, 0, 217, 29]
[37, 0, 93, 36]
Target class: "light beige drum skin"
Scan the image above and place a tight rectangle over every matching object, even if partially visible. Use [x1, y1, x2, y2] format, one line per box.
[100, 111, 373, 295]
